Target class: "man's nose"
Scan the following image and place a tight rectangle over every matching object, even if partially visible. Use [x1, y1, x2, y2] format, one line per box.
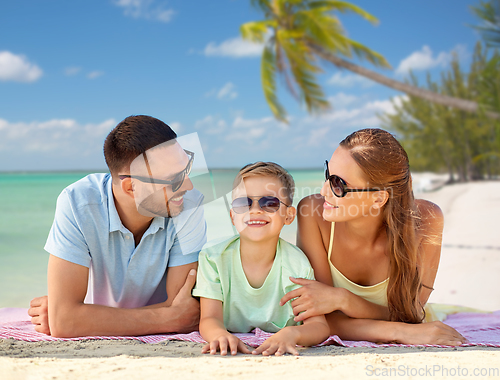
[181, 176, 194, 192]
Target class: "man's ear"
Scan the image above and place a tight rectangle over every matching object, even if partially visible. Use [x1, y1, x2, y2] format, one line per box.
[371, 190, 389, 210]
[284, 206, 297, 225]
[120, 177, 135, 199]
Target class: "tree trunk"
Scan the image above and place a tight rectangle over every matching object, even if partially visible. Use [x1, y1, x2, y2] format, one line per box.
[308, 44, 500, 120]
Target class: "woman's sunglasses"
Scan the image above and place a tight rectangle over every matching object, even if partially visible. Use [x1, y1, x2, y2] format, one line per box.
[325, 160, 380, 198]
[119, 150, 194, 192]
[231, 196, 290, 214]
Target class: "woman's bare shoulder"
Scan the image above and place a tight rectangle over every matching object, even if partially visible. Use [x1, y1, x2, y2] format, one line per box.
[415, 199, 444, 227]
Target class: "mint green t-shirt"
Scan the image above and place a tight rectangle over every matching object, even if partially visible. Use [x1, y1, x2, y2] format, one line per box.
[192, 236, 315, 333]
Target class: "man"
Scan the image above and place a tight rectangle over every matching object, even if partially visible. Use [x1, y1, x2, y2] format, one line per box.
[28, 115, 206, 338]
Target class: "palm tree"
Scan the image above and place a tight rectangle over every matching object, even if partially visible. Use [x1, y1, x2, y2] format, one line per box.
[471, 0, 500, 48]
[241, 0, 496, 122]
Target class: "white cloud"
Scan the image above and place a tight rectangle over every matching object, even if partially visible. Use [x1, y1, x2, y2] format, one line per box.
[217, 82, 238, 100]
[113, 0, 175, 23]
[169, 121, 182, 133]
[0, 118, 115, 157]
[206, 82, 238, 100]
[0, 51, 43, 83]
[328, 93, 358, 109]
[203, 36, 264, 58]
[307, 127, 331, 147]
[327, 72, 374, 88]
[395, 45, 467, 75]
[195, 115, 227, 135]
[64, 66, 81, 76]
[88, 71, 104, 79]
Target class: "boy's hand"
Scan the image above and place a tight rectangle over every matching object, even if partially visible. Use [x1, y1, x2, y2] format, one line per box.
[252, 327, 300, 356]
[202, 332, 251, 356]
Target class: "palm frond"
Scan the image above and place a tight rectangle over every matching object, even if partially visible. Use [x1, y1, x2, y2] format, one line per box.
[308, 1, 379, 25]
[348, 38, 391, 68]
[278, 32, 330, 114]
[240, 20, 275, 43]
[262, 44, 288, 122]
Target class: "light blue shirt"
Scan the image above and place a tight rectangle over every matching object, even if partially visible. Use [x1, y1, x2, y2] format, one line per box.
[45, 173, 206, 308]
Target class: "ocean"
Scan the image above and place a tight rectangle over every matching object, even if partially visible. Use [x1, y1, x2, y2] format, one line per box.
[0, 169, 325, 308]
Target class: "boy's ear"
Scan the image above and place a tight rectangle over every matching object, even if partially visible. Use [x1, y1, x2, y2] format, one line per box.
[229, 209, 235, 226]
[284, 206, 296, 225]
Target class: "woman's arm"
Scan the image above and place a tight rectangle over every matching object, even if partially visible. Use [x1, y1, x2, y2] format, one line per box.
[281, 278, 390, 321]
[326, 312, 465, 346]
[199, 298, 251, 355]
[416, 199, 444, 306]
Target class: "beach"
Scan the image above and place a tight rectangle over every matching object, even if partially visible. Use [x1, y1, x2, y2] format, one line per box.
[1, 175, 500, 378]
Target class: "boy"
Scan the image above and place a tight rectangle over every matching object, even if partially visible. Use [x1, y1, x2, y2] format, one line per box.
[193, 162, 329, 356]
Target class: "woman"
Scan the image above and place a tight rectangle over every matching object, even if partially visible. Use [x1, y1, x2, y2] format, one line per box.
[281, 128, 466, 345]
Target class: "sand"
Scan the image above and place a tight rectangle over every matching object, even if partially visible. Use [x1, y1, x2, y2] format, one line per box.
[1, 180, 499, 379]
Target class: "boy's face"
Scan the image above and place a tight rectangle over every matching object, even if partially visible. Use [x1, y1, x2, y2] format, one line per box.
[230, 176, 296, 243]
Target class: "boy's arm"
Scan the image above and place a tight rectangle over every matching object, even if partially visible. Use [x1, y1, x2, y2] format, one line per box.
[46, 255, 199, 337]
[199, 298, 251, 355]
[252, 315, 330, 356]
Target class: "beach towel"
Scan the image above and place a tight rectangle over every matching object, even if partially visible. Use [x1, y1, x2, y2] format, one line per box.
[1, 307, 500, 348]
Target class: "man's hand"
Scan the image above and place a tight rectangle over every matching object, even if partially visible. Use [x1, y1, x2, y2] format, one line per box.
[169, 269, 200, 333]
[28, 296, 50, 335]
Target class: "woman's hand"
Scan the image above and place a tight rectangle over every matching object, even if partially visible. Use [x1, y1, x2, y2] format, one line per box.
[396, 321, 467, 346]
[202, 332, 251, 356]
[280, 277, 345, 322]
[252, 327, 300, 356]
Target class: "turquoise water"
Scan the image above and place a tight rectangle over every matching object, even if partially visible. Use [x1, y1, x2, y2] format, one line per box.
[0, 170, 324, 308]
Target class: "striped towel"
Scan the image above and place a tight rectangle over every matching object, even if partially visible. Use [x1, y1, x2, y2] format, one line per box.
[1, 308, 500, 348]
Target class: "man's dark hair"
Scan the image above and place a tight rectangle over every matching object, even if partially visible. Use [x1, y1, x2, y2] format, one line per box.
[103, 115, 177, 176]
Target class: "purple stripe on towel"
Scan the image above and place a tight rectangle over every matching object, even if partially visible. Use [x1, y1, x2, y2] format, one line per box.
[2, 308, 500, 348]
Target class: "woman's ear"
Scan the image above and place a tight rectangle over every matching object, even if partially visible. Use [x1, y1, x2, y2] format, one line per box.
[230, 209, 235, 226]
[285, 206, 297, 225]
[372, 190, 390, 209]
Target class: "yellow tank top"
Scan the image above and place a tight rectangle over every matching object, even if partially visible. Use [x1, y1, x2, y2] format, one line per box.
[327, 222, 438, 322]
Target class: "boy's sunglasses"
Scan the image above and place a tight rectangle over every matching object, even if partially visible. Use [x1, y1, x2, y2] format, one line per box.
[119, 150, 194, 192]
[231, 196, 290, 214]
[325, 160, 380, 198]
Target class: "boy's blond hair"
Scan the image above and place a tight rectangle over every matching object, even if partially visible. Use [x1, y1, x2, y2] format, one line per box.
[233, 162, 295, 205]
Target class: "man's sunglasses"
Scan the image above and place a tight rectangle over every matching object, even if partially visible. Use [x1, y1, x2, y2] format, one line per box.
[119, 150, 194, 192]
[325, 160, 380, 198]
[231, 196, 290, 214]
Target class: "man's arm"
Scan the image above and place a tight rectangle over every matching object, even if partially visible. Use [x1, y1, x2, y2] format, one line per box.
[47, 255, 199, 338]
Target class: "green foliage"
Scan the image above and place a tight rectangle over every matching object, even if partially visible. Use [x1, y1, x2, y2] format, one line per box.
[381, 42, 500, 181]
[471, 0, 500, 48]
[243, 0, 389, 122]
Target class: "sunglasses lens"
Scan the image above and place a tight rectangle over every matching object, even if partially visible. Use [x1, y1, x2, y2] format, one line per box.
[331, 176, 345, 197]
[232, 197, 252, 214]
[258, 196, 281, 213]
[171, 172, 185, 192]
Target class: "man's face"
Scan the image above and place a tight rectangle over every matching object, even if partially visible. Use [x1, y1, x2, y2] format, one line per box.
[130, 142, 193, 218]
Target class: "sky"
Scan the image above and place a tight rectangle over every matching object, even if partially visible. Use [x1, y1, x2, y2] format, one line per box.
[0, 0, 484, 171]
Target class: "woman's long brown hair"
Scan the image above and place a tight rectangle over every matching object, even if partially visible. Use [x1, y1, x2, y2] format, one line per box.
[340, 128, 423, 323]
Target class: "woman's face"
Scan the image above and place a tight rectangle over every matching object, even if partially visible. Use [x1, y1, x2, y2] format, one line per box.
[320, 146, 384, 222]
